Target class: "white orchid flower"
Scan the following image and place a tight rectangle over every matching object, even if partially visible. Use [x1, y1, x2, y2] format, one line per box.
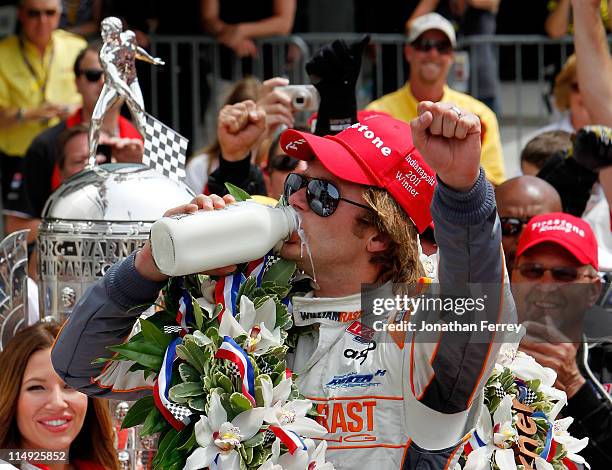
[184, 391, 265, 470]
[258, 438, 335, 470]
[507, 351, 557, 387]
[218, 296, 282, 355]
[465, 396, 517, 470]
[552, 417, 590, 468]
[260, 376, 327, 438]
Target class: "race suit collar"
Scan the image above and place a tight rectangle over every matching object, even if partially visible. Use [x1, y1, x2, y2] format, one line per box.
[292, 282, 394, 327]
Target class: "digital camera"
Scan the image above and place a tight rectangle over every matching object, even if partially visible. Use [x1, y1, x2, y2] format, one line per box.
[276, 85, 320, 111]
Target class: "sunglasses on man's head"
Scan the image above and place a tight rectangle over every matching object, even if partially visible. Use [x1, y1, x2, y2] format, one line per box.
[79, 69, 104, 83]
[412, 38, 453, 55]
[26, 8, 58, 18]
[283, 173, 373, 217]
[500, 217, 531, 236]
[515, 263, 593, 282]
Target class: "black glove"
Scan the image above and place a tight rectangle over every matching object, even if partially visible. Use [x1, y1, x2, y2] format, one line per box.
[572, 125, 612, 171]
[306, 35, 370, 136]
[537, 150, 598, 217]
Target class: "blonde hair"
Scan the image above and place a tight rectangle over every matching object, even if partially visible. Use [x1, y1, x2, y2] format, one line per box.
[553, 54, 577, 112]
[361, 187, 425, 284]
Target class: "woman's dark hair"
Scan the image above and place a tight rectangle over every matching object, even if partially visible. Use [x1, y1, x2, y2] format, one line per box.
[0, 321, 119, 469]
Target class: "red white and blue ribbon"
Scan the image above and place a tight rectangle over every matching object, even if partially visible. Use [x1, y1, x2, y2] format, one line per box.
[215, 272, 246, 322]
[463, 430, 486, 455]
[215, 336, 256, 406]
[269, 426, 307, 454]
[154, 337, 193, 431]
[246, 254, 269, 286]
[176, 290, 194, 335]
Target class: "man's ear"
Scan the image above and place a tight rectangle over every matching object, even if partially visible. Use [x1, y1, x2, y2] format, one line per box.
[587, 277, 603, 308]
[366, 229, 390, 254]
[404, 44, 413, 63]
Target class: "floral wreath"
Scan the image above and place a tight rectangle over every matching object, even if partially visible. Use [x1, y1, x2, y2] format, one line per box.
[104, 186, 588, 470]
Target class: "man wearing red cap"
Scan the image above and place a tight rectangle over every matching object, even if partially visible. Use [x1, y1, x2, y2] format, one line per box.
[512, 212, 612, 468]
[52, 101, 515, 469]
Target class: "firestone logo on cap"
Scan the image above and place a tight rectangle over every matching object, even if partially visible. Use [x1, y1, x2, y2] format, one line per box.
[529, 218, 586, 238]
[347, 122, 393, 157]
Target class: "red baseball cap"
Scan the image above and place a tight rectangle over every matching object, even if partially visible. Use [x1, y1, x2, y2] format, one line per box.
[515, 212, 598, 270]
[280, 114, 436, 232]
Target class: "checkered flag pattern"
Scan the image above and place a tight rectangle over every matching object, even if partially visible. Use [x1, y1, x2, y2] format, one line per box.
[167, 402, 192, 424]
[142, 113, 188, 182]
[263, 429, 276, 446]
[262, 256, 281, 276]
[521, 389, 538, 405]
[226, 362, 241, 379]
[493, 385, 506, 399]
[163, 325, 183, 334]
[256, 358, 273, 375]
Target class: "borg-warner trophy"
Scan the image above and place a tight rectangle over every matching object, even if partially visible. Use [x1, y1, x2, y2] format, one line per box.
[36, 17, 193, 468]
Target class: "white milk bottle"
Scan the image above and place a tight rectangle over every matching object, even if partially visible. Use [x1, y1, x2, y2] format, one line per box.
[149, 200, 299, 276]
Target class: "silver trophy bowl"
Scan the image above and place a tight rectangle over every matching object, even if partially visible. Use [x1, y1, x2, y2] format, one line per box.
[38, 163, 194, 321]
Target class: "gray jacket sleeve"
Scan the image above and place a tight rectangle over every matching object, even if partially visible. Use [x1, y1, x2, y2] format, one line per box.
[414, 168, 516, 414]
[51, 251, 166, 400]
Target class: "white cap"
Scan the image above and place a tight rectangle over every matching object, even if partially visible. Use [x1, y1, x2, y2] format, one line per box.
[407, 13, 456, 48]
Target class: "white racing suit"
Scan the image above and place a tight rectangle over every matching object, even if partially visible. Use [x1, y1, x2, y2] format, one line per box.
[52, 169, 515, 469]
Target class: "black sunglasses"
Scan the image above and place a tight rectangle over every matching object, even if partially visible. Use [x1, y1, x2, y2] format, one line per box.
[500, 217, 531, 236]
[26, 8, 58, 18]
[284, 173, 373, 217]
[79, 69, 104, 83]
[515, 263, 592, 282]
[412, 38, 453, 55]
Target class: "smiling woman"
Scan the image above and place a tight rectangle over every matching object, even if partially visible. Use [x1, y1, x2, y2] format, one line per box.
[0, 322, 119, 470]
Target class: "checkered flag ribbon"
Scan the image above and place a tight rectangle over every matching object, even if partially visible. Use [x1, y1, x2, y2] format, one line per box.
[226, 362, 241, 379]
[166, 402, 193, 424]
[163, 325, 184, 334]
[263, 429, 276, 446]
[142, 112, 188, 182]
[521, 389, 538, 405]
[493, 385, 506, 399]
[256, 357, 273, 375]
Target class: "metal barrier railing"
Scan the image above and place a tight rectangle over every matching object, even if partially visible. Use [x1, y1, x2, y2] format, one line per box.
[147, 33, 612, 161]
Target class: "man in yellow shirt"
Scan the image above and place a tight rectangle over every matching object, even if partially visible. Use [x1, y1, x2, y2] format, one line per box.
[0, 0, 85, 222]
[367, 13, 506, 185]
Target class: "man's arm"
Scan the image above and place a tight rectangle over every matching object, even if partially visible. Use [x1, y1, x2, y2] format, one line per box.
[406, 0, 439, 30]
[545, 0, 572, 38]
[572, 0, 612, 126]
[51, 251, 167, 399]
[409, 102, 515, 416]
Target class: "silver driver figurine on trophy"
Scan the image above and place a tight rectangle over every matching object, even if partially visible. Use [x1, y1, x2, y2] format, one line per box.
[38, 17, 193, 321]
[88, 16, 165, 168]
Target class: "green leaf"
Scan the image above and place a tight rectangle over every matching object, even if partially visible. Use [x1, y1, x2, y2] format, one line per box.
[179, 363, 200, 383]
[230, 392, 253, 414]
[225, 182, 252, 202]
[153, 427, 191, 469]
[193, 300, 205, 330]
[177, 428, 197, 451]
[139, 318, 172, 350]
[139, 406, 167, 436]
[120, 395, 155, 429]
[243, 431, 265, 448]
[185, 339, 208, 372]
[215, 371, 234, 393]
[169, 381, 204, 399]
[175, 344, 204, 373]
[107, 343, 163, 370]
[262, 259, 296, 287]
[188, 396, 206, 411]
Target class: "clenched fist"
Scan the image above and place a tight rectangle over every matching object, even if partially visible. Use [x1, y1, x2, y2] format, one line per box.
[410, 101, 481, 192]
